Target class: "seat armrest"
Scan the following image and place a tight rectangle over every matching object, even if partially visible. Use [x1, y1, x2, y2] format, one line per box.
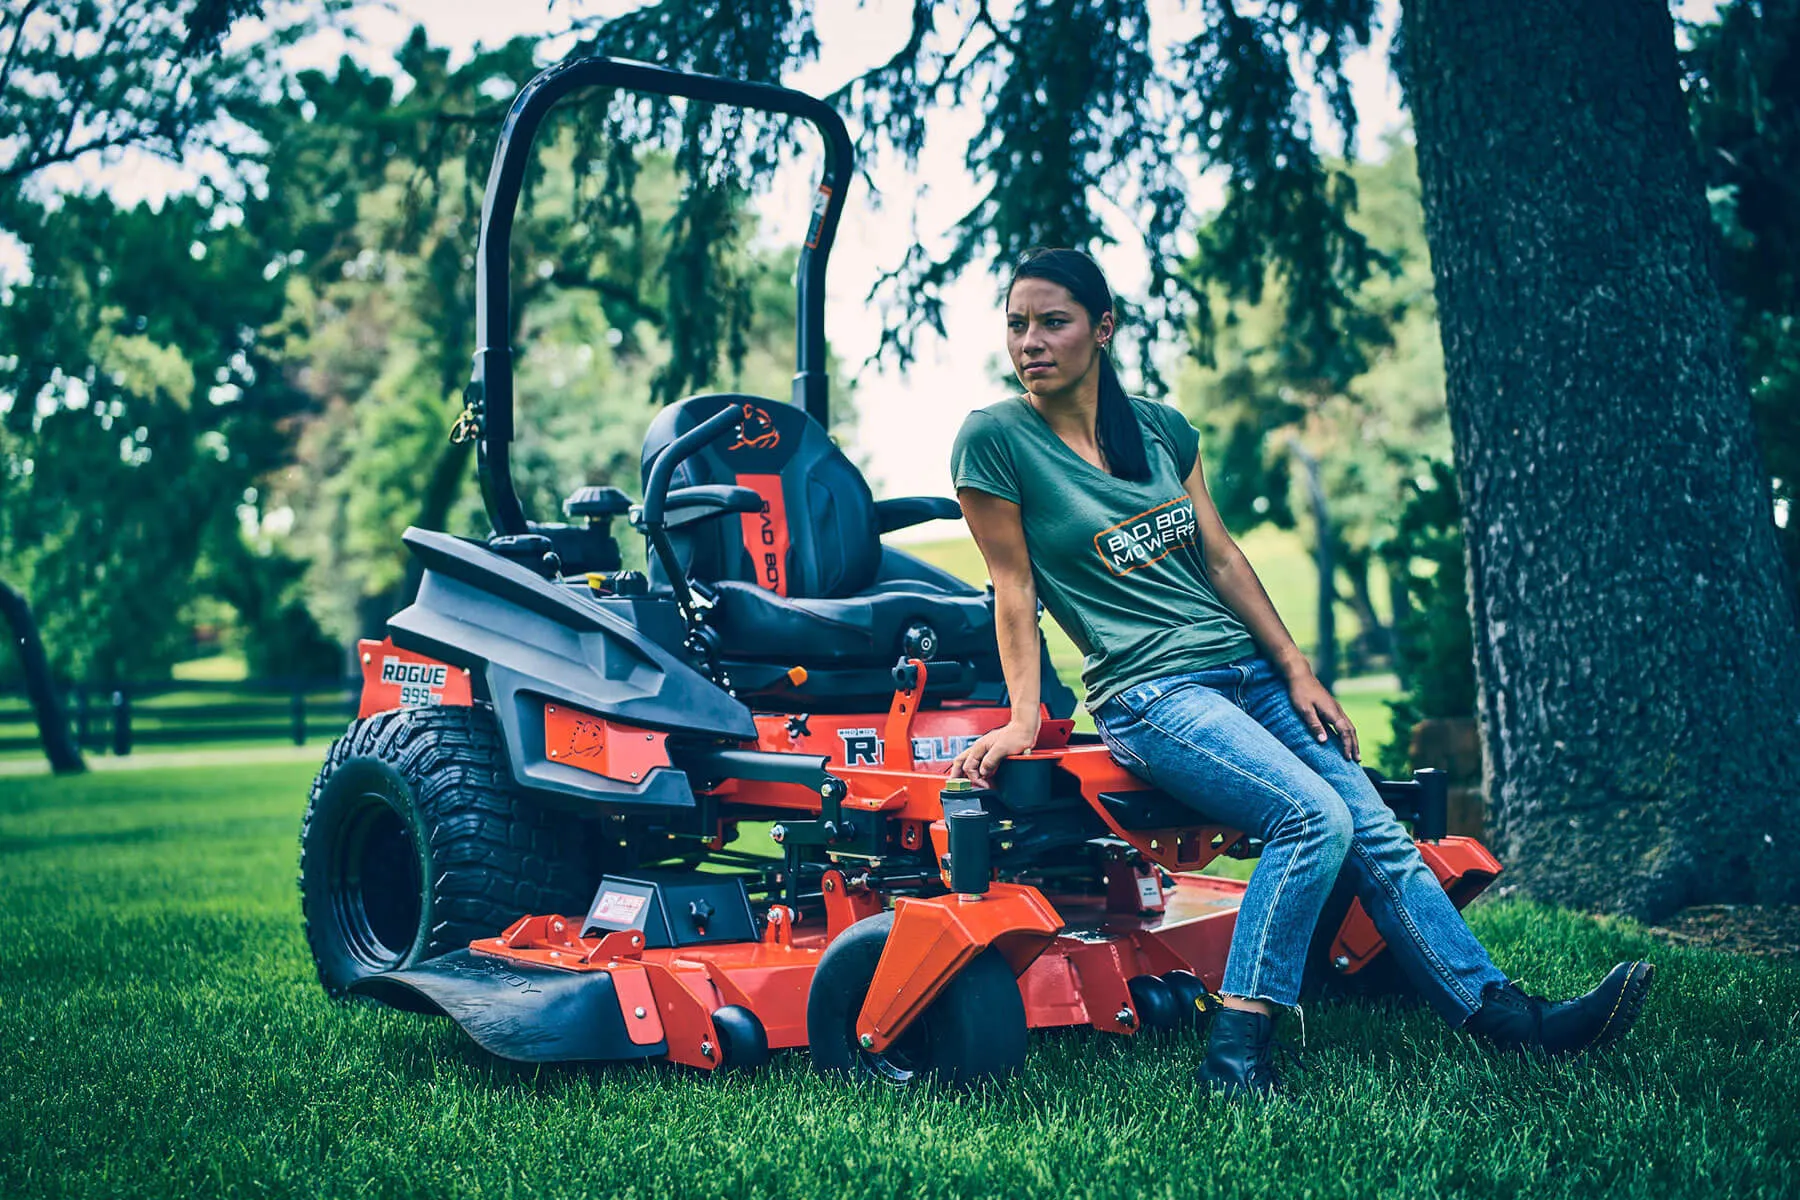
[630, 483, 766, 531]
[564, 485, 632, 519]
[875, 496, 963, 534]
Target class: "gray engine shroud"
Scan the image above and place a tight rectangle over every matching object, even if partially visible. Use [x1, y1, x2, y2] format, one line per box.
[386, 526, 756, 811]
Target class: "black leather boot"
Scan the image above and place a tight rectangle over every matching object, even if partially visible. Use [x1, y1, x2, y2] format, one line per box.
[1196, 1006, 1282, 1098]
[1462, 961, 1655, 1055]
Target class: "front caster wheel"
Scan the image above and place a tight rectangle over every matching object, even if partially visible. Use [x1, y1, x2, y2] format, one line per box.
[712, 1004, 770, 1071]
[806, 912, 1027, 1089]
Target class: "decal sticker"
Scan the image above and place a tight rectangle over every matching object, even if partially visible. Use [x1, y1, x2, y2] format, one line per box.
[381, 656, 448, 707]
[727, 403, 781, 451]
[590, 891, 648, 925]
[735, 472, 789, 595]
[1136, 874, 1163, 907]
[804, 184, 833, 249]
[911, 734, 981, 764]
[838, 727, 882, 766]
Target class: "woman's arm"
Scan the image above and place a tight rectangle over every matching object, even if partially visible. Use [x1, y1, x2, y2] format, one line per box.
[1183, 458, 1362, 761]
[948, 487, 1044, 785]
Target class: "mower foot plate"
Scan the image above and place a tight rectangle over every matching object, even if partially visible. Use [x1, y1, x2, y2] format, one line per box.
[349, 950, 668, 1064]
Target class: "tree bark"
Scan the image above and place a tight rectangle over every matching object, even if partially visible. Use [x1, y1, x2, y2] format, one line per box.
[1403, 0, 1800, 919]
[0, 577, 85, 774]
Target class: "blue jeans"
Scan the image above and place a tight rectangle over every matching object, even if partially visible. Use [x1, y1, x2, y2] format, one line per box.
[1091, 654, 1508, 1025]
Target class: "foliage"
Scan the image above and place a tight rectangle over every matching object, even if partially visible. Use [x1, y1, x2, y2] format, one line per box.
[1684, 0, 1800, 610]
[2, 10, 848, 671]
[0, 186, 315, 681]
[252, 38, 847, 644]
[0, 0, 278, 192]
[1178, 136, 1445, 672]
[562, 0, 1383, 394]
[1376, 459, 1474, 777]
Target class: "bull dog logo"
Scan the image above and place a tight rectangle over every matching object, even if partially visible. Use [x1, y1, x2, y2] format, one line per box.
[728, 403, 781, 451]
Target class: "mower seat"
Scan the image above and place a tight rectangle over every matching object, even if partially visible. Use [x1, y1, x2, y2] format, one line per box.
[640, 394, 993, 673]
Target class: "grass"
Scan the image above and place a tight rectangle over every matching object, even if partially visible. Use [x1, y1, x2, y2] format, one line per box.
[2, 765, 1795, 1199]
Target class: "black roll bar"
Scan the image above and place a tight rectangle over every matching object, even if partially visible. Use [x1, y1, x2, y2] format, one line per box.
[470, 56, 854, 536]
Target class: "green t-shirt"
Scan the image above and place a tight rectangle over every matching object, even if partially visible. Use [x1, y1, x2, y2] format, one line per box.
[950, 394, 1255, 711]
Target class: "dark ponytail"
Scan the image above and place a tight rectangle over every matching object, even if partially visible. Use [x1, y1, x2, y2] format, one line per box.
[1007, 247, 1149, 483]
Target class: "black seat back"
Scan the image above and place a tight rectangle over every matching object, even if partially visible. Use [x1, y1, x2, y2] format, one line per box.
[640, 395, 881, 599]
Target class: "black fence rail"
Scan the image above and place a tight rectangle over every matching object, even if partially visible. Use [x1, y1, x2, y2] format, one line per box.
[0, 678, 361, 755]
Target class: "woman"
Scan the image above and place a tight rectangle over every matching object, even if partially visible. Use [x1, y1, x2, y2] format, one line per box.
[947, 247, 1654, 1098]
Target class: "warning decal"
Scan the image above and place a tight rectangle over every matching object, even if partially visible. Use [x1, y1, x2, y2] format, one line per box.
[590, 891, 648, 925]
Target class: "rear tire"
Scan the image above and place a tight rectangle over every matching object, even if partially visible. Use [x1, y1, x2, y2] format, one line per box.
[807, 912, 1027, 1088]
[300, 704, 596, 997]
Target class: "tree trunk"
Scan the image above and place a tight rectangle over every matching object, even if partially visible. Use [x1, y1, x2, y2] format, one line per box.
[0, 578, 85, 774]
[1290, 442, 1337, 689]
[1340, 546, 1395, 675]
[1403, 0, 1800, 919]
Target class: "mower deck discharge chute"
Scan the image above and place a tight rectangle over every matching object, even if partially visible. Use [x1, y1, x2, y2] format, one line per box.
[303, 56, 1503, 1087]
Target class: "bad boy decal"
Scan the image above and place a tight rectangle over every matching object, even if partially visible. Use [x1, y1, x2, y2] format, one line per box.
[1094, 497, 1199, 576]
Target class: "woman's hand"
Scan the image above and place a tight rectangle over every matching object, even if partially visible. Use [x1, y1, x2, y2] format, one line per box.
[948, 721, 1039, 787]
[1287, 673, 1360, 762]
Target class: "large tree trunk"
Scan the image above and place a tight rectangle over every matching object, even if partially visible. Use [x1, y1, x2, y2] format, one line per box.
[1402, 0, 1800, 919]
[0, 578, 85, 774]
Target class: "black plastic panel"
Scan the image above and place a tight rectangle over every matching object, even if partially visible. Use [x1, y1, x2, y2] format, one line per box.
[582, 872, 758, 948]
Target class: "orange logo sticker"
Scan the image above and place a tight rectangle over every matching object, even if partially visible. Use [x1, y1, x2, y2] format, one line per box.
[728, 403, 780, 451]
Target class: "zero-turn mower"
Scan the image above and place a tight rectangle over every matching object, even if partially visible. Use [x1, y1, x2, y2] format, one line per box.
[300, 55, 1501, 1087]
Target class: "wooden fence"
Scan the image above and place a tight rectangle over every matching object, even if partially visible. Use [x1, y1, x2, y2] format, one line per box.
[0, 678, 360, 755]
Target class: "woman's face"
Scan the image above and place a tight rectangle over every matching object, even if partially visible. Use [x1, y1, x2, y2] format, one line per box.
[1006, 277, 1113, 400]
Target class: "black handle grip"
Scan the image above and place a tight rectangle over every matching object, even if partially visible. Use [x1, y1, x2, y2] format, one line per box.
[642, 404, 744, 527]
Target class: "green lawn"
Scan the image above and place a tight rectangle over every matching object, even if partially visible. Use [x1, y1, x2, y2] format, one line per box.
[2, 765, 1794, 1198]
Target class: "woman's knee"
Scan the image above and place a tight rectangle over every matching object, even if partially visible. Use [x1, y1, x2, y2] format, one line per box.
[1272, 785, 1354, 865]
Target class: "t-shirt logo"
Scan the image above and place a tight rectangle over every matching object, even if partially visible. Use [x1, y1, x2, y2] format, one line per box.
[1095, 497, 1198, 576]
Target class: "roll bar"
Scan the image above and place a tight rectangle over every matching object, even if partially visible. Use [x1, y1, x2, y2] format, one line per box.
[470, 56, 854, 536]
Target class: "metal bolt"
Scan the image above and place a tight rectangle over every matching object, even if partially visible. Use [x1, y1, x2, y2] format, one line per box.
[1117, 1007, 1136, 1028]
[645, 734, 653, 741]
[630, 771, 639, 779]
[770, 825, 787, 843]
[859, 1033, 874, 1049]
[701, 1040, 715, 1060]
[767, 907, 783, 924]
[361, 652, 371, 664]
[823, 877, 835, 892]
[634, 1006, 647, 1019]
[548, 705, 556, 714]
[1333, 955, 1351, 972]
[549, 750, 558, 758]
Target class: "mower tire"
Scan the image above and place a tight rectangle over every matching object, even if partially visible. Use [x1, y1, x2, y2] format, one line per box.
[807, 912, 1027, 1088]
[300, 704, 596, 998]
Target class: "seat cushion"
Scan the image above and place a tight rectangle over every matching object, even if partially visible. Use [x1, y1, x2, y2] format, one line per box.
[707, 581, 994, 665]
